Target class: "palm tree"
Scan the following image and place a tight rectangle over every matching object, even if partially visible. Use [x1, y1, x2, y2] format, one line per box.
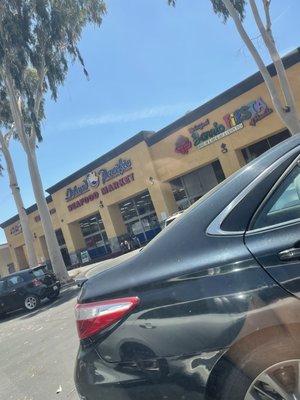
[168, 0, 300, 134]
[0, 89, 38, 268]
[0, 1, 106, 282]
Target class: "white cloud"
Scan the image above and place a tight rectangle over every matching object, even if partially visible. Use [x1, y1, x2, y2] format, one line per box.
[57, 102, 199, 131]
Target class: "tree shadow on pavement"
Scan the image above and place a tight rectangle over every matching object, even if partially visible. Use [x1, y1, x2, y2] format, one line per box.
[0, 285, 80, 323]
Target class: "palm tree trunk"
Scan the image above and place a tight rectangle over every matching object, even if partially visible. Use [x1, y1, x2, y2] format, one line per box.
[0, 132, 38, 267]
[249, 0, 300, 134]
[3, 68, 69, 282]
[26, 148, 69, 282]
[222, 0, 299, 135]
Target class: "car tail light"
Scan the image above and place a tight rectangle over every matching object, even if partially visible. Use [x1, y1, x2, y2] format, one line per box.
[32, 278, 43, 287]
[75, 297, 140, 340]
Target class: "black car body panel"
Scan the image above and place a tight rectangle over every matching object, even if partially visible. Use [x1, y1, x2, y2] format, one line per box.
[0, 266, 60, 314]
[76, 343, 226, 400]
[75, 135, 300, 400]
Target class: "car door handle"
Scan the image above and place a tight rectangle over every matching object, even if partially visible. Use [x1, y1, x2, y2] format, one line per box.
[279, 248, 300, 261]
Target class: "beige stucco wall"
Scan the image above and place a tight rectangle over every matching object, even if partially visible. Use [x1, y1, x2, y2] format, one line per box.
[50, 141, 178, 256]
[3, 200, 59, 269]
[3, 62, 300, 267]
[149, 63, 300, 181]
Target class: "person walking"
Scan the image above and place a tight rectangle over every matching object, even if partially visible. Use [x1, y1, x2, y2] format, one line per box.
[131, 234, 141, 249]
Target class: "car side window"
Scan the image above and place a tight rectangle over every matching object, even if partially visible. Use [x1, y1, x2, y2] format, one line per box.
[6, 275, 25, 288]
[252, 162, 300, 229]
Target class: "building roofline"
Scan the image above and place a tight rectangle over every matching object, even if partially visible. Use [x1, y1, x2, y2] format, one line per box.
[148, 47, 300, 145]
[46, 130, 155, 194]
[1, 48, 300, 229]
[0, 195, 53, 229]
[47, 48, 300, 195]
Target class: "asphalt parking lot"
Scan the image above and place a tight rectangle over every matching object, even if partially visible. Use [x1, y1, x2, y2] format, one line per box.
[0, 250, 141, 400]
[0, 285, 80, 400]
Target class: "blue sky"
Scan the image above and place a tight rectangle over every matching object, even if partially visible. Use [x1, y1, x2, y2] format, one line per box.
[0, 0, 299, 244]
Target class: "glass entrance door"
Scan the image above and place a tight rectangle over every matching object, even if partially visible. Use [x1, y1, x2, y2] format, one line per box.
[170, 160, 225, 210]
[79, 214, 111, 259]
[119, 191, 161, 244]
[55, 229, 71, 267]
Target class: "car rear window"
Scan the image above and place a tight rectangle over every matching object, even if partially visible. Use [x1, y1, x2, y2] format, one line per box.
[32, 268, 47, 278]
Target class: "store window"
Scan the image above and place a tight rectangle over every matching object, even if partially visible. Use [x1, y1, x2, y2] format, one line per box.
[170, 160, 225, 210]
[79, 214, 111, 259]
[241, 130, 290, 164]
[119, 191, 160, 244]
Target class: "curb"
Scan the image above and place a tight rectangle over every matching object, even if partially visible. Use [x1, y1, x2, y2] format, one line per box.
[61, 279, 77, 289]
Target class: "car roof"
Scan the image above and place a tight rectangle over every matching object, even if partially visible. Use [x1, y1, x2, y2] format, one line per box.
[0, 269, 30, 281]
[0, 265, 47, 281]
[80, 134, 300, 302]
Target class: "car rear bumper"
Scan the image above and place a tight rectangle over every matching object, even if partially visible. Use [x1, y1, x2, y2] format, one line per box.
[74, 344, 226, 400]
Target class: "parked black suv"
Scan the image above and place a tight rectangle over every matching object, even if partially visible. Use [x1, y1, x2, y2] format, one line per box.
[0, 265, 60, 316]
[75, 135, 300, 400]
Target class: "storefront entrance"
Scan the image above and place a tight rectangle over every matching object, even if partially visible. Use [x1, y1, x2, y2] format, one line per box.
[119, 191, 161, 244]
[241, 130, 291, 164]
[170, 160, 225, 210]
[79, 213, 111, 259]
[55, 229, 71, 268]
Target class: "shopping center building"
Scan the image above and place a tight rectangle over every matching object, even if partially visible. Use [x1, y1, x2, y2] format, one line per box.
[1, 48, 300, 271]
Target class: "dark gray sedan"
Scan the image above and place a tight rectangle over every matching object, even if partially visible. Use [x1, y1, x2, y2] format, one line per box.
[75, 135, 300, 400]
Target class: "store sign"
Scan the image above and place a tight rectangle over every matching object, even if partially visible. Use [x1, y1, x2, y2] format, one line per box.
[80, 250, 90, 263]
[67, 192, 99, 212]
[65, 159, 134, 211]
[65, 172, 100, 202]
[35, 208, 56, 223]
[195, 122, 244, 149]
[98, 159, 132, 184]
[65, 159, 132, 202]
[223, 97, 273, 128]
[10, 222, 22, 236]
[190, 98, 273, 149]
[189, 118, 210, 135]
[175, 136, 192, 155]
[101, 173, 135, 195]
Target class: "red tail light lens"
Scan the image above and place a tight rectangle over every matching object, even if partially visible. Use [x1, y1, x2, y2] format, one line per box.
[75, 297, 140, 340]
[32, 278, 42, 287]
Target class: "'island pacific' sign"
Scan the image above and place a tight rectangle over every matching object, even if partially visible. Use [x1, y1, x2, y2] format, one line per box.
[67, 192, 100, 212]
[65, 171, 100, 202]
[65, 159, 134, 211]
[99, 159, 132, 184]
[65, 159, 132, 203]
[189, 98, 273, 149]
[101, 172, 135, 195]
